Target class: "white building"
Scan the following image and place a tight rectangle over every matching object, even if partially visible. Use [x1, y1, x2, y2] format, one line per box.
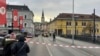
[0, 4, 34, 34]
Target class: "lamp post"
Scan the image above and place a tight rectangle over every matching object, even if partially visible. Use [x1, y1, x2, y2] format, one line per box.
[72, 0, 75, 45]
[93, 9, 96, 43]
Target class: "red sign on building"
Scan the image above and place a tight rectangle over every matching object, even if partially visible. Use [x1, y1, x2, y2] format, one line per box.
[0, 0, 6, 25]
[19, 16, 23, 30]
[12, 9, 18, 28]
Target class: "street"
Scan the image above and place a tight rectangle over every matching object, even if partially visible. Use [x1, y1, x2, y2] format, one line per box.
[0, 0, 100, 56]
[27, 36, 100, 56]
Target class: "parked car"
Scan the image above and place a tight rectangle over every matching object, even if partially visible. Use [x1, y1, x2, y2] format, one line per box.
[35, 33, 39, 37]
[34, 32, 40, 37]
[27, 33, 33, 38]
[42, 32, 49, 37]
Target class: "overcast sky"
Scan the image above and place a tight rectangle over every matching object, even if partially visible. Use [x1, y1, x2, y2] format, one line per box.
[7, 0, 100, 22]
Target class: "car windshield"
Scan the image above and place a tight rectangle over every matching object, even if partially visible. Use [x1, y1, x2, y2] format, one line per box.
[1, 0, 100, 56]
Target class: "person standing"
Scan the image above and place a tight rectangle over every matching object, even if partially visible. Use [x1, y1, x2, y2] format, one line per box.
[53, 32, 56, 42]
[11, 35, 30, 56]
[4, 32, 17, 56]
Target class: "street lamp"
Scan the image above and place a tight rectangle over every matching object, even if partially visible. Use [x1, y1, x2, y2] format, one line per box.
[93, 9, 96, 43]
[72, 0, 75, 45]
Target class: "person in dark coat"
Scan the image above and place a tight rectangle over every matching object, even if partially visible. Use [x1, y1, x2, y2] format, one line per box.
[4, 41, 14, 56]
[4, 35, 17, 56]
[53, 32, 56, 42]
[11, 35, 30, 56]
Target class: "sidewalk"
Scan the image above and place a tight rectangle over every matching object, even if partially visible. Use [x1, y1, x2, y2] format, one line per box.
[56, 36, 100, 47]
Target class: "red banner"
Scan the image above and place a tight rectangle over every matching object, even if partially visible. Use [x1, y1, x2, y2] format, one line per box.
[12, 9, 18, 28]
[0, 0, 6, 25]
[19, 16, 23, 30]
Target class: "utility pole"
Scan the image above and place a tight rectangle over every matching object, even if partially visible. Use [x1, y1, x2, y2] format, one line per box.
[72, 0, 75, 45]
[93, 9, 96, 43]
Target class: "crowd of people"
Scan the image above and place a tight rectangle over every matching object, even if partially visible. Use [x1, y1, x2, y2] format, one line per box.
[0, 31, 56, 56]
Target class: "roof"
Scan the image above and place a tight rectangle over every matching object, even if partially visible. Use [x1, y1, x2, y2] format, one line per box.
[48, 13, 100, 24]
[7, 4, 30, 11]
[56, 13, 100, 19]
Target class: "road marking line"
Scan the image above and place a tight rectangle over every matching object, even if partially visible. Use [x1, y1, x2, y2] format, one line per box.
[42, 43, 46, 45]
[83, 46, 87, 48]
[36, 42, 39, 44]
[43, 38, 53, 56]
[48, 44, 52, 46]
[65, 45, 69, 48]
[94, 47, 100, 48]
[53, 44, 57, 46]
[30, 41, 34, 44]
[46, 45, 53, 56]
[59, 45, 63, 47]
[71, 46, 75, 48]
[89, 46, 93, 48]
[77, 46, 81, 48]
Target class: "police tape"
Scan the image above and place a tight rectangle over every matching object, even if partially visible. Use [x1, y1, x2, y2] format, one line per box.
[28, 41, 100, 49]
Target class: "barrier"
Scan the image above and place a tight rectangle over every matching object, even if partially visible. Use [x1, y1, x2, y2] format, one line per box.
[28, 41, 100, 49]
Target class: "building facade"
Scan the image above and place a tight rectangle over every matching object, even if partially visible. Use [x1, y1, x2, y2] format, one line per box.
[0, 5, 34, 34]
[48, 13, 100, 37]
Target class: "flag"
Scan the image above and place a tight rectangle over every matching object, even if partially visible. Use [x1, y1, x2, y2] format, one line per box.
[0, 0, 6, 25]
[12, 9, 18, 28]
[19, 16, 23, 30]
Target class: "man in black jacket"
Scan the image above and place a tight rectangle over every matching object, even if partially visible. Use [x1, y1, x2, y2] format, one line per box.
[11, 35, 30, 56]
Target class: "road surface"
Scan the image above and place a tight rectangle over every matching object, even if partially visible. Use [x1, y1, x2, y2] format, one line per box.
[27, 36, 100, 56]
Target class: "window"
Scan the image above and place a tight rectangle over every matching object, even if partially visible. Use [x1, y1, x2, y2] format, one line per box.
[90, 16, 93, 18]
[96, 24, 98, 27]
[66, 21, 71, 26]
[67, 15, 71, 17]
[82, 22, 86, 26]
[75, 22, 78, 26]
[25, 15, 27, 19]
[97, 29, 99, 33]
[80, 16, 84, 18]
[96, 16, 99, 18]
[91, 29, 96, 33]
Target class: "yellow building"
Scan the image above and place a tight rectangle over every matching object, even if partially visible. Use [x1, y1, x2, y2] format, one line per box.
[48, 13, 100, 37]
